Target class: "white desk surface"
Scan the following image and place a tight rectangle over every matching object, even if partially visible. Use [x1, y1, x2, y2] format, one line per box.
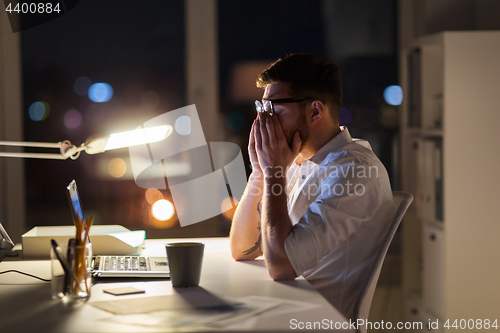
[0, 237, 351, 332]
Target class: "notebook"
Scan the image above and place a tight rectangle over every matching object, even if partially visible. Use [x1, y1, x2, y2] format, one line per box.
[66, 179, 170, 278]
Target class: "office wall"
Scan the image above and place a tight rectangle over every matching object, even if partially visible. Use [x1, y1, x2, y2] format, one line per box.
[0, 9, 25, 242]
[185, 0, 221, 142]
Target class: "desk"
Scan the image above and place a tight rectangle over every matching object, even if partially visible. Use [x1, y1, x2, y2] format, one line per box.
[0, 237, 350, 332]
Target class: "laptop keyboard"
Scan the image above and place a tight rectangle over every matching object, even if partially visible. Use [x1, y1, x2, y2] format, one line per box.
[94, 256, 148, 271]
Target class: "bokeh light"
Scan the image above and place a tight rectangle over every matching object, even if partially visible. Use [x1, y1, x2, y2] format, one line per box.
[63, 109, 82, 129]
[145, 188, 163, 205]
[88, 82, 113, 103]
[108, 158, 127, 178]
[383, 85, 403, 106]
[380, 106, 399, 129]
[175, 115, 191, 135]
[152, 199, 175, 221]
[221, 196, 239, 221]
[73, 76, 92, 96]
[225, 111, 245, 131]
[28, 101, 50, 121]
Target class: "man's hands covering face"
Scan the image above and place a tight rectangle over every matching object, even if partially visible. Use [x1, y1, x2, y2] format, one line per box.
[252, 113, 301, 178]
[248, 117, 263, 178]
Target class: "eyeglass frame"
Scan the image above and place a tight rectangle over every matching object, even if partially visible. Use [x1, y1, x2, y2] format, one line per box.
[254, 97, 323, 116]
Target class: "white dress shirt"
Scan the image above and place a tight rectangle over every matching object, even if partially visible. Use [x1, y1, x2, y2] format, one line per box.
[284, 127, 393, 320]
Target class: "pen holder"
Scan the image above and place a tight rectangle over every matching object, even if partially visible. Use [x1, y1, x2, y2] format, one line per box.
[50, 242, 92, 300]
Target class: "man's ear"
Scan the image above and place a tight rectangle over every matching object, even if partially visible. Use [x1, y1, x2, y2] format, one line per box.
[309, 100, 326, 124]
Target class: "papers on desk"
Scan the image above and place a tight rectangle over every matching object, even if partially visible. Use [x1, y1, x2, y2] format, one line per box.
[91, 290, 240, 314]
[91, 294, 320, 331]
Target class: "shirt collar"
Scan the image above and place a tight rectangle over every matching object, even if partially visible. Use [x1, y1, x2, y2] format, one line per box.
[309, 126, 354, 165]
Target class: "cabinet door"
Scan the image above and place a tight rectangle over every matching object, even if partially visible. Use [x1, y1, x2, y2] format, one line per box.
[405, 298, 443, 332]
[423, 224, 444, 315]
[405, 299, 423, 332]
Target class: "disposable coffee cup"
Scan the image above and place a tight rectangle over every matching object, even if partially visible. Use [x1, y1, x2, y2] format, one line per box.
[165, 242, 204, 288]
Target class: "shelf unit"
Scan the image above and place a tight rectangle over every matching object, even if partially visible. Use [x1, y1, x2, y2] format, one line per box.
[400, 31, 500, 331]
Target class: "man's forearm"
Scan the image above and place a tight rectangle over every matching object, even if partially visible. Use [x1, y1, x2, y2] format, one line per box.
[229, 173, 264, 260]
[261, 175, 296, 280]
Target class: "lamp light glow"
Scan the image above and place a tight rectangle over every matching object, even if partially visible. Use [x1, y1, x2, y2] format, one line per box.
[104, 125, 173, 151]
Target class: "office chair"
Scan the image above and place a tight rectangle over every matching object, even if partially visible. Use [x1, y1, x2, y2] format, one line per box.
[353, 191, 413, 333]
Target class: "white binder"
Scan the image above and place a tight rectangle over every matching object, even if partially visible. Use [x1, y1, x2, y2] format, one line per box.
[21, 225, 145, 259]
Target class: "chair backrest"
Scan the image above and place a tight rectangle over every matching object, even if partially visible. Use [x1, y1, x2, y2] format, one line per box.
[353, 191, 413, 333]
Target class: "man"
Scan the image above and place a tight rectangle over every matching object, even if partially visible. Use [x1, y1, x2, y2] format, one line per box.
[229, 54, 393, 320]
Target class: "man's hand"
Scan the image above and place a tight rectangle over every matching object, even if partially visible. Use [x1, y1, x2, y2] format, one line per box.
[248, 118, 263, 179]
[255, 113, 301, 177]
[253, 112, 299, 280]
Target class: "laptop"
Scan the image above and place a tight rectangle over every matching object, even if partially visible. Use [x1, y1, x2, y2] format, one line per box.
[66, 180, 169, 278]
[0, 222, 17, 262]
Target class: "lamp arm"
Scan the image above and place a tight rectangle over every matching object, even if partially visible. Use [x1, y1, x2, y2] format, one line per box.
[0, 140, 84, 160]
[0, 125, 172, 159]
[60, 140, 86, 160]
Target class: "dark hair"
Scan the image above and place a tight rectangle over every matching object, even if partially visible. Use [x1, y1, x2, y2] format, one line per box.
[256, 54, 342, 119]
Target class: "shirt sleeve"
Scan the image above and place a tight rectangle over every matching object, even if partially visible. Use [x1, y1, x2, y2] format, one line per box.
[284, 161, 385, 277]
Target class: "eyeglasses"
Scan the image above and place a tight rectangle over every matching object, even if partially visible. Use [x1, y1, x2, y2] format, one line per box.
[254, 97, 317, 116]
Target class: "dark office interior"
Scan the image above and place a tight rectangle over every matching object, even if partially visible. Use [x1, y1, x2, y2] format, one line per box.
[1, 0, 500, 330]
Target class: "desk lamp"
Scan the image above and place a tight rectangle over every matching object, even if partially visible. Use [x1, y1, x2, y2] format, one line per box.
[0, 125, 173, 160]
[0, 125, 173, 261]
